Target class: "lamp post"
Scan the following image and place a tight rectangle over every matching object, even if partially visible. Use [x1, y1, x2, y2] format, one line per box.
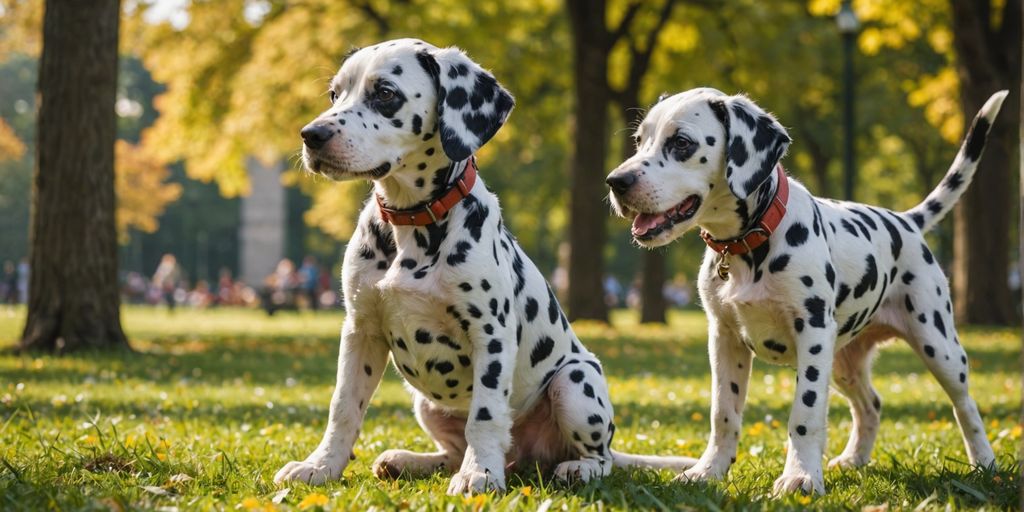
[837, 0, 859, 201]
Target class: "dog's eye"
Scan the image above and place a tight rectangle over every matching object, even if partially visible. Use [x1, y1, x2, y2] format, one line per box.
[673, 136, 693, 149]
[376, 87, 396, 102]
[328, 90, 337, 104]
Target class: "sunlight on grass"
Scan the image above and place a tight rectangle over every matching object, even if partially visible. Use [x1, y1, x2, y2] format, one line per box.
[0, 306, 1019, 510]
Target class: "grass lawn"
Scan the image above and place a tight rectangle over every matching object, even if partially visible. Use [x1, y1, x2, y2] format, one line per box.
[0, 305, 1020, 510]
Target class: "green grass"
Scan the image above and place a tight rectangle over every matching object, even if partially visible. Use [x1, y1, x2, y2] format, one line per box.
[0, 305, 1019, 510]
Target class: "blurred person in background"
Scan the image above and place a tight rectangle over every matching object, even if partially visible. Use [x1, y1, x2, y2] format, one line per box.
[298, 256, 320, 311]
[152, 253, 183, 311]
[16, 258, 29, 304]
[2, 261, 16, 304]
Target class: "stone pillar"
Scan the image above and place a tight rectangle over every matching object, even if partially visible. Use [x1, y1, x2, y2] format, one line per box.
[239, 158, 285, 286]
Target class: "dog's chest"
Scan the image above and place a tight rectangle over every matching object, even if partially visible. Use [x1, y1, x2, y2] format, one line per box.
[376, 285, 475, 409]
[729, 301, 798, 366]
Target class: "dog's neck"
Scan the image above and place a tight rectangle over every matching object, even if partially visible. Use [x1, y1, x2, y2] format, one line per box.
[699, 170, 781, 241]
[373, 140, 457, 211]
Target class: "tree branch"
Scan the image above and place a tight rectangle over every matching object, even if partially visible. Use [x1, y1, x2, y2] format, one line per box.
[352, 0, 390, 35]
[608, 1, 643, 49]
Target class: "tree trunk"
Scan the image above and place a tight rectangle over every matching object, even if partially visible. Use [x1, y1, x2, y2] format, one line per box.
[565, 0, 610, 322]
[19, 0, 129, 353]
[949, 0, 1021, 326]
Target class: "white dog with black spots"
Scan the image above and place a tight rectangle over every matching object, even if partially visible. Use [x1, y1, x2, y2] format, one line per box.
[606, 87, 1006, 495]
[274, 38, 694, 495]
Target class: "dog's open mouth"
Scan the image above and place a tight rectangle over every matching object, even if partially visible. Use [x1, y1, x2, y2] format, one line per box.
[631, 195, 702, 240]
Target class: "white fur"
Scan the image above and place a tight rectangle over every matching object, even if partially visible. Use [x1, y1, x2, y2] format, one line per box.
[276, 39, 695, 495]
[608, 89, 1007, 495]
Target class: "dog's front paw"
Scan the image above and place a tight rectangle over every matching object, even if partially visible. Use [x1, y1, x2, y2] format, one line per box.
[827, 452, 869, 470]
[673, 460, 728, 484]
[772, 470, 825, 496]
[446, 466, 505, 495]
[554, 458, 608, 484]
[274, 455, 347, 485]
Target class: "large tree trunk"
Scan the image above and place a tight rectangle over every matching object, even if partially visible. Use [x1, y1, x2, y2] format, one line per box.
[565, 0, 610, 322]
[949, 0, 1021, 326]
[19, 0, 128, 353]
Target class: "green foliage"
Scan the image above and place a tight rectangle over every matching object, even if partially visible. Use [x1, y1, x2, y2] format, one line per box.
[0, 307, 1019, 510]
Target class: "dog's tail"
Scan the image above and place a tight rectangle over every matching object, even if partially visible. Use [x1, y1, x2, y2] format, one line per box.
[610, 449, 697, 471]
[901, 90, 1008, 233]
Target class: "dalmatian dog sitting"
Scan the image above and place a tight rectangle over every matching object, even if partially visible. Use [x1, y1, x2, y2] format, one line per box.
[605, 87, 1007, 495]
[273, 38, 695, 495]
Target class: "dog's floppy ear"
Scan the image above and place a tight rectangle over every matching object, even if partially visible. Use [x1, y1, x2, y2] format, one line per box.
[709, 95, 791, 199]
[416, 47, 515, 161]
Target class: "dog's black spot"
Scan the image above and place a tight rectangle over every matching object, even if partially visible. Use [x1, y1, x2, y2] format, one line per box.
[933, 311, 947, 337]
[400, 258, 417, 269]
[476, 407, 492, 421]
[466, 304, 482, 318]
[415, 177, 425, 188]
[904, 294, 915, 313]
[924, 345, 935, 358]
[964, 116, 990, 161]
[459, 282, 473, 292]
[945, 171, 963, 190]
[415, 329, 432, 344]
[364, 365, 372, 376]
[959, 372, 966, 383]
[853, 255, 878, 299]
[809, 344, 822, 355]
[446, 240, 472, 266]
[730, 382, 739, 394]
[391, 119, 404, 128]
[583, 383, 595, 398]
[805, 366, 819, 382]
[480, 279, 491, 291]
[796, 425, 807, 436]
[458, 354, 471, 367]
[705, 136, 716, 146]
[768, 254, 790, 273]
[588, 414, 603, 425]
[921, 243, 934, 265]
[837, 314, 857, 336]
[802, 390, 817, 407]
[485, 339, 502, 354]
[480, 361, 502, 389]
[794, 318, 805, 332]
[917, 313, 927, 323]
[728, 136, 749, 166]
[805, 296, 827, 328]
[764, 339, 787, 353]
[410, 114, 423, 135]
[530, 336, 555, 367]
[570, 369, 585, 383]
[801, 276, 814, 287]
[786, 222, 809, 247]
[836, 284, 851, 308]
[926, 199, 943, 215]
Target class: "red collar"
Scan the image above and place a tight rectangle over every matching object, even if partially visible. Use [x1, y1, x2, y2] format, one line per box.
[700, 165, 789, 255]
[376, 159, 477, 226]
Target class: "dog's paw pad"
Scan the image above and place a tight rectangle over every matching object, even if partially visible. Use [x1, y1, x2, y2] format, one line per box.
[827, 453, 869, 470]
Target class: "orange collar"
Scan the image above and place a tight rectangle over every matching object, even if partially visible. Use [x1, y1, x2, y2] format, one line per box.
[700, 165, 789, 255]
[376, 159, 477, 226]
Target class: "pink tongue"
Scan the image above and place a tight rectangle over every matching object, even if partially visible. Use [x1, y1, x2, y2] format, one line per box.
[632, 212, 666, 236]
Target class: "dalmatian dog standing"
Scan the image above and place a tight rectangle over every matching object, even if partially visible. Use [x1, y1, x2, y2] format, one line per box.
[605, 87, 1007, 495]
[273, 39, 695, 495]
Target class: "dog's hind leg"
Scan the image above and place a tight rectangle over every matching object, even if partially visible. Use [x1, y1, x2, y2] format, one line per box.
[373, 393, 467, 480]
[899, 285, 996, 468]
[828, 328, 888, 469]
[547, 359, 615, 483]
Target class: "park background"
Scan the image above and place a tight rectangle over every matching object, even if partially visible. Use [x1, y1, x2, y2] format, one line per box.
[0, 0, 1021, 510]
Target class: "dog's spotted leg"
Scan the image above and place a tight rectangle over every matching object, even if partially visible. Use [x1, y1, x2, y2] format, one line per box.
[547, 359, 615, 483]
[828, 336, 882, 469]
[901, 278, 995, 468]
[275, 318, 389, 484]
[446, 299, 518, 495]
[374, 392, 467, 479]
[677, 316, 752, 483]
[774, 319, 836, 496]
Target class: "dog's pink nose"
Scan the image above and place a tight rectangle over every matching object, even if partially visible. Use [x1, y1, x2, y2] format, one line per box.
[301, 123, 335, 150]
